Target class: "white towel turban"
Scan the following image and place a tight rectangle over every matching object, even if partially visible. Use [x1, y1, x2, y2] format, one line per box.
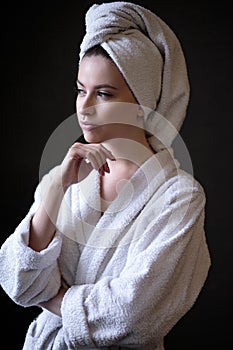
[79, 1, 190, 151]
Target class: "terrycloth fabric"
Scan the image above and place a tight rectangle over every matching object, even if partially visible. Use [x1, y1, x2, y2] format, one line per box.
[79, 1, 190, 151]
[0, 149, 211, 349]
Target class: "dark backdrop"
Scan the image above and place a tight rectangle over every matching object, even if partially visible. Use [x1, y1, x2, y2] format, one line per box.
[1, 0, 232, 349]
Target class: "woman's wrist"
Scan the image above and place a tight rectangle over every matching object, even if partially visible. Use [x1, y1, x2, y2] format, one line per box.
[38, 287, 68, 317]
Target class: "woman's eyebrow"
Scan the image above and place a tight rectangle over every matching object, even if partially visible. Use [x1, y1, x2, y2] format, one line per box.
[76, 79, 118, 90]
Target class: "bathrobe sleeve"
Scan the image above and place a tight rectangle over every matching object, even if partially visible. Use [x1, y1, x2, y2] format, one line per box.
[0, 167, 63, 307]
[60, 177, 211, 348]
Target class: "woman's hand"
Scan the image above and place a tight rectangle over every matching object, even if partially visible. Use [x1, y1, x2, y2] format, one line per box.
[38, 287, 68, 317]
[54, 142, 115, 191]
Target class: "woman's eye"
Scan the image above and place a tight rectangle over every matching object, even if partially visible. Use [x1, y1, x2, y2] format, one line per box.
[74, 87, 113, 98]
[78, 89, 86, 96]
[97, 91, 113, 98]
[74, 87, 85, 96]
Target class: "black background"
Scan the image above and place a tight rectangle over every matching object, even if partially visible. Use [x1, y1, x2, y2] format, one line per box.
[1, 0, 232, 349]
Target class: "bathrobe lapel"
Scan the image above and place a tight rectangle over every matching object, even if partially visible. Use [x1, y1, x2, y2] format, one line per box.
[75, 149, 179, 284]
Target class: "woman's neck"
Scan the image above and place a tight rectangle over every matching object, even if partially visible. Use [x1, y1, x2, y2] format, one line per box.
[102, 136, 154, 172]
[100, 136, 154, 213]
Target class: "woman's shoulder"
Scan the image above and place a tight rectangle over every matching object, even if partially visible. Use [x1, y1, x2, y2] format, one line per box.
[39, 164, 61, 182]
[150, 148, 206, 199]
[177, 168, 205, 196]
[148, 151, 206, 208]
[163, 168, 206, 210]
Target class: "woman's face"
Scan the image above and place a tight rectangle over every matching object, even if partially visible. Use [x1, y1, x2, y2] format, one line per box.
[76, 55, 142, 143]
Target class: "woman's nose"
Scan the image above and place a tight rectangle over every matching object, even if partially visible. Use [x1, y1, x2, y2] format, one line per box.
[77, 95, 96, 116]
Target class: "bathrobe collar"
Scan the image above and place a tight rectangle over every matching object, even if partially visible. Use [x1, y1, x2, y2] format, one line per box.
[75, 148, 178, 244]
[73, 148, 180, 283]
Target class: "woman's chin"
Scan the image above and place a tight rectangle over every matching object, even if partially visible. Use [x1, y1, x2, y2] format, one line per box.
[83, 131, 101, 144]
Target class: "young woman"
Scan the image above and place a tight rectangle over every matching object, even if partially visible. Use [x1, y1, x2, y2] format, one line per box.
[0, 2, 211, 349]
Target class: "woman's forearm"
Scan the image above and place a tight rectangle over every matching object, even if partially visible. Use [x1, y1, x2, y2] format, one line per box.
[29, 181, 65, 252]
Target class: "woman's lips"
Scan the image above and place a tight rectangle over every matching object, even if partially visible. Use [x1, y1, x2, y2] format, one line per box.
[80, 122, 98, 131]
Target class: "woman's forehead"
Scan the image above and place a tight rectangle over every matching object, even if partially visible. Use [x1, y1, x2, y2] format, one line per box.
[78, 55, 125, 86]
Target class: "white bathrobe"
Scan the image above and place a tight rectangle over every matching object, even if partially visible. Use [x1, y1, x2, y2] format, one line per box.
[0, 148, 211, 350]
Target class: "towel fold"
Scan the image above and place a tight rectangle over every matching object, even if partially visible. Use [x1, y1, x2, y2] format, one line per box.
[79, 1, 190, 150]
